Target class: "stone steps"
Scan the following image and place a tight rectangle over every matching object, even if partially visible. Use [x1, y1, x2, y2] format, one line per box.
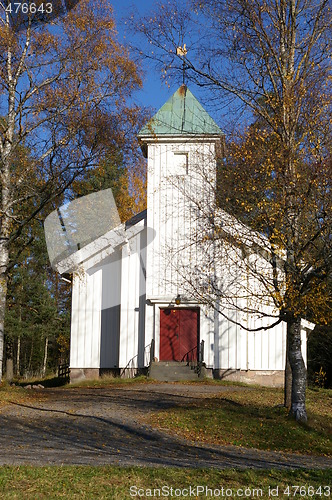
[149, 361, 200, 381]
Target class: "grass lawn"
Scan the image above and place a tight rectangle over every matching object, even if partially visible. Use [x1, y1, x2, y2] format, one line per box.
[146, 385, 332, 456]
[0, 466, 331, 499]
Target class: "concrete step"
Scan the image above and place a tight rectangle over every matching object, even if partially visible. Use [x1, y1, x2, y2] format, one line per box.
[149, 361, 199, 381]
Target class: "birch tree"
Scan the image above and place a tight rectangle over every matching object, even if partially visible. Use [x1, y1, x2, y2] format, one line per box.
[0, 0, 142, 380]
[133, 0, 332, 421]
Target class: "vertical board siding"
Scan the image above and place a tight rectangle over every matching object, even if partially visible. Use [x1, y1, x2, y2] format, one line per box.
[90, 269, 102, 368]
[119, 232, 141, 369]
[84, 272, 93, 367]
[146, 140, 218, 301]
[70, 269, 102, 369]
[215, 302, 286, 372]
[145, 305, 154, 359]
[100, 249, 121, 368]
[70, 274, 80, 368]
[73, 274, 84, 367]
[138, 228, 147, 367]
[132, 236, 140, 366]
[227, 309, 237, 369]
[119, 244, 130, 368]
[155, 305, 161, 360]
[71, 273, 86, 368]
[200, 307, 214, 368]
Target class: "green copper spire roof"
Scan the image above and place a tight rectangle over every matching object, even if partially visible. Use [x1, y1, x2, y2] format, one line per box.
[138, 85, 222, 137]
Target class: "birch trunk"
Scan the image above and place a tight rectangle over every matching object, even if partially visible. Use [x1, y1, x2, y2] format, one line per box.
[287, 316, 307, 422]
[284, 349, 292, 409]
[0, 244, 9, 381]
[42, 336, 49, 377]
[0, 20, 16, 381]
[16, 335, 21, 376]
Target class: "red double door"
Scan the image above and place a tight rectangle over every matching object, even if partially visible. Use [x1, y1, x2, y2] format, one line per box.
[160, 308, 199, 361]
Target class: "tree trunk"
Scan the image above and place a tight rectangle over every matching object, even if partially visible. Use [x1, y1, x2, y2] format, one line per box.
[16, 335, 21, 377]
[42, 336, 48, 378]
[28, 337, 34, 376]
[6, 358, 14, 382]
[0, 292, 7, 381]
[5, 338, 14, 382]
[284, 344, 292, 408]
[287, 316, 307, 422]
[0, 244, 9, 382]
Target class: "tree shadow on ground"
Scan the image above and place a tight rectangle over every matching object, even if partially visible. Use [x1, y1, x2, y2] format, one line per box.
[1, 400, 328, 470]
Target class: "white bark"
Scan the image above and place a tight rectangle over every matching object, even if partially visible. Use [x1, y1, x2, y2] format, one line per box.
[16, 335, 21, 376]
[287, 316, 307, 422]
[0, 243, 9, 381]
[42, 336, 49, 377]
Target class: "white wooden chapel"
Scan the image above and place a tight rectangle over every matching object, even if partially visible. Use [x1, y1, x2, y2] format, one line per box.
[54, 85, 308, 385]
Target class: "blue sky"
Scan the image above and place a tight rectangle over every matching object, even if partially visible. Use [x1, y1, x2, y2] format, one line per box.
[113, 0, 175, 114]
[111, 1, 235, 133]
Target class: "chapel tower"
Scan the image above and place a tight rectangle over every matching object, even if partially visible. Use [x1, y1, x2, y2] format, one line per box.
[138, 85, 223, 361]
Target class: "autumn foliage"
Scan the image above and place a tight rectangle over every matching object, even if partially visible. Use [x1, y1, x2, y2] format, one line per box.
[0, 0, 146, 380]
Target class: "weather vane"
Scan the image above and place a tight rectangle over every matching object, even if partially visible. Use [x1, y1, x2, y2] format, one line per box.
[176, 44, 188, 85]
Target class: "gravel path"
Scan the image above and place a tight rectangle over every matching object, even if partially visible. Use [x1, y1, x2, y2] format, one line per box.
[0, 383, 330, 469]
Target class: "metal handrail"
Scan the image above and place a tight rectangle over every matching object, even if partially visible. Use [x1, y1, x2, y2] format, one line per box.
[181, 345, 198, 363]
[120, 340, 155, 377]
[181, 340, 205, 376]
[149, 339, 155, 374]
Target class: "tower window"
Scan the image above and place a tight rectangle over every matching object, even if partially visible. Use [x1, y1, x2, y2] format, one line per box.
[169, 152, 188, 176]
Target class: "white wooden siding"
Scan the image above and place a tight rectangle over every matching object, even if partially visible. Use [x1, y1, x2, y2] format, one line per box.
[99, 249, 121, 368]
[70, 268, 102, 368]
[146, 140, 217, 300]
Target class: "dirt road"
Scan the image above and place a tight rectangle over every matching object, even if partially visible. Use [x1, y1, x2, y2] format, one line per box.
[0, 383, 330, 469]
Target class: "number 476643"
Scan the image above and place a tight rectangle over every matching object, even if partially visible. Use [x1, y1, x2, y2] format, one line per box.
[283, 485, 330, 497]
[3, 3, 53, 14]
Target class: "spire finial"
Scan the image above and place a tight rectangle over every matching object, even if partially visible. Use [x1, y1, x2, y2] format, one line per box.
[176, 44, 188, 85]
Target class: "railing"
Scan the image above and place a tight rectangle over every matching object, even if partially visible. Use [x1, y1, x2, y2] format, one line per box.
[181, 345, 198, 363]
[181, 340, 205, 377]
[58, 363, 70, 381]
[149, 339, 155, 375]
[120, 339, 155, 378]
